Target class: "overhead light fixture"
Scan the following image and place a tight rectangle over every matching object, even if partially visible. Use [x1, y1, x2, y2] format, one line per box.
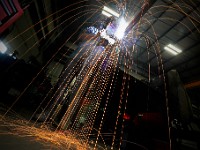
[0, 40, 7, 53]
[164, 44, 182, 55]
[102, 10, 112, 17]
[102, 6, 119, 18]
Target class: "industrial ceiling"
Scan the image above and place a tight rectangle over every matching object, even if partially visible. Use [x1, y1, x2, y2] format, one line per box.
[1, 0, 200, 99]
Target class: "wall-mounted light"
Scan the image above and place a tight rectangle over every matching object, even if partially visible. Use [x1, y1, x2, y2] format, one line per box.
[164, 44, 182, 55]
[0, 40, 7, 53]
[102, 6, 119, 18]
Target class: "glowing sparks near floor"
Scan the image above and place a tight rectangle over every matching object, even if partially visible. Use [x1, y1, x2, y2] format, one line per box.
[0, 115, 90, 150]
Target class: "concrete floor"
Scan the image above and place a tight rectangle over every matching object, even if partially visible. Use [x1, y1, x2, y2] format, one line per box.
[0, 124, 59, 150]
[0, 134, 52, 150]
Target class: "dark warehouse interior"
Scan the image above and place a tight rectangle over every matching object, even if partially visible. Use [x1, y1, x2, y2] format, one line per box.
[0, 0, 200, 150]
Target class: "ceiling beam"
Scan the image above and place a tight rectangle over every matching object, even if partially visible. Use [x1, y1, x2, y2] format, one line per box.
[138, 1, 200, 62]
[184, 80, 200, 89]
[124, 0, 157, 35]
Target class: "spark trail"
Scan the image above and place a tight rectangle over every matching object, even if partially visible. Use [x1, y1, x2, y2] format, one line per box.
[1, 0, 199, 149]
